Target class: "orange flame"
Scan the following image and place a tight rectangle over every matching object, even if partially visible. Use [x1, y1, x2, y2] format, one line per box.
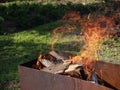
[51, 24, 76, 51]
[70, 15, 115, 65]
[62, 11, 80, 23]
[66, 15, 116, 78]
[51, 11, 80, 51]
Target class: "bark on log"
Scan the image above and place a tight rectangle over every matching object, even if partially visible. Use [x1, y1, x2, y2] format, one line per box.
[94, 61, 120, 90]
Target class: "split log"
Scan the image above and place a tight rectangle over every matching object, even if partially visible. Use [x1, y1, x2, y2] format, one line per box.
[94, 61, 120, 90]
[40, 59, 55, 67]
[49, 51, 65, 61]
[65, 63, 82, 72]
[63, 63, 88, 79]
[62, 70, 82, 79]
[42, 62, 71, 74]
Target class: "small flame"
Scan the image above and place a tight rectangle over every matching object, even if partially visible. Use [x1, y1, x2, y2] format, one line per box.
[51, 11, 80, 51]
[62, 11, 80, 23]
[51, 24, 76, 51]
[51, 39, 58, 51]
[36, 53, 42, 66]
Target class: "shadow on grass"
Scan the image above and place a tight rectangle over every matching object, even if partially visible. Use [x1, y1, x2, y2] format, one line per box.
[0, 39, 52, 89]
[0, 1, 100, 34]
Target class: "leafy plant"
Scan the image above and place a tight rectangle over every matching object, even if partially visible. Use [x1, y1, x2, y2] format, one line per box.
[0, 16, 4, 34]
[0, 1, 99, 34]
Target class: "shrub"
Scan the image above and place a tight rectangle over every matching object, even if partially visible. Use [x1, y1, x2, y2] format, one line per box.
[0, 1, 103, 33]
[0, 16, 4, 34]
[0, 2, 68, 30]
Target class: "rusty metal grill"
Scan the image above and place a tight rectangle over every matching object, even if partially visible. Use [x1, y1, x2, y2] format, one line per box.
[18, 60, 112, 90]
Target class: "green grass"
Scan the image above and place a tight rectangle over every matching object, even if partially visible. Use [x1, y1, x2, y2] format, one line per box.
[99, 38, 120, 64]
[0, 21, 120, 89]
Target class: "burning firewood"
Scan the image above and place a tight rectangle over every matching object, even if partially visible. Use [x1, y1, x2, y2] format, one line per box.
[32, 54, 43, 69]
[33, 51, 65, 69]
[62, 70, 82, 79]
[42, 61, 71, 74]
[64, 63, 82, 72]
[32, 11, 120, 89]
[49, 51, 65, 61]
[40, 59, 55, 67]
[62, 64, 88, 80]
[33, 51, 118, 89]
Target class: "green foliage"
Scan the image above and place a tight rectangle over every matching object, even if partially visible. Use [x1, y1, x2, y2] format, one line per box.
[95, 0, 120, 15]
[0, 1, 119, 34]
[0, 2, 67, 33]
[0, 16, 4, 34]
[0, 16, 4, 26]
[0, 0, 34, 3]
[0, 1, 98, 34]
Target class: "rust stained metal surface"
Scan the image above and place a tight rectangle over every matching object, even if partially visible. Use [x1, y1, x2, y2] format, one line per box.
[95, 61, 120, 90]
[18, 61, 112, 90]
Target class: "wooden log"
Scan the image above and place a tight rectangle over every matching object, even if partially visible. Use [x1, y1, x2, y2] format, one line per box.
[49, 51, 65, 61]
[40, 59, 55, 67]
[62, 70, 82, 79]
[65, 63, 82, 72]
[94, 61, 120, 90]
[63, 64, 88, 80]
[42, 62, 71, 74]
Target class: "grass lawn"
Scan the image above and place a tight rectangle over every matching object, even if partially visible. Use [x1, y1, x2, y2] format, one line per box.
[0, 21, 66, 89]
[0, 21, 120, 89]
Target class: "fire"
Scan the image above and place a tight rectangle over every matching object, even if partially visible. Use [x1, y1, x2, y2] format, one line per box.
[51, 24, 76, 51]
[70, 15, 115, 65]
[64, 14, 116, 80]
[52, 12, 116, 66]
[51, 11, 80, 51]
[36, 11, 116, 72]
[62, 11, 80, 23]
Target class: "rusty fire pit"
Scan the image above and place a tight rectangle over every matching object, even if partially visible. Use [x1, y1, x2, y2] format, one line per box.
[18, 59, 120, 90]
[18, 11, 120, 90]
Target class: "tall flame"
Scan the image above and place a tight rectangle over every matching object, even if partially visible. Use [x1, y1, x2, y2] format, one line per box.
[70, 15, 115, 65]
[51, 11, 80, 51]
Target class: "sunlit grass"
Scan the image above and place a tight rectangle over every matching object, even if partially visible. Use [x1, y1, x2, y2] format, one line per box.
[99, 38, 120, 64]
